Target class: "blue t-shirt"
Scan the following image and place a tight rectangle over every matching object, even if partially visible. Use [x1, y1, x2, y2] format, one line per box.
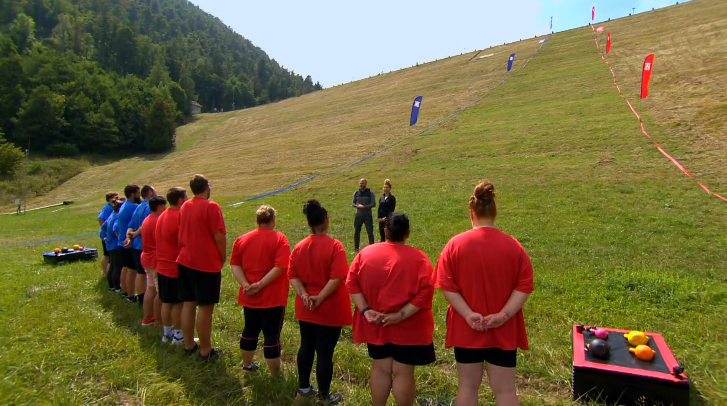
[97, 203, 113, 221]
[116, 200, 138, 249]
[129, 200, 151, 250]
[105, 212, 119, 250]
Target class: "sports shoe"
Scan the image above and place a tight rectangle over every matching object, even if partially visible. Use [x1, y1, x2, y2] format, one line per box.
[185, 343, 199, 356]
[141, 316, 156, 326]
[126, 295, 138, 303]
[114, 289, 121, 293]
[295, 387, 318, 400]
[161, 335, 173, 344]
[108, 287, 115, 292]
[121, 292, 129, 298]
[243, 362, 261, 373]
[200, 348, 222, 362]
[316, 392, 343, 405]
[172, 336, 185, 346]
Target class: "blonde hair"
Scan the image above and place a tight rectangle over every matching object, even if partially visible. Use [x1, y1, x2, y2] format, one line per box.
[384, 179, 392, 189]
[469, 181, 496, 218]
[256, 205, 276, 225]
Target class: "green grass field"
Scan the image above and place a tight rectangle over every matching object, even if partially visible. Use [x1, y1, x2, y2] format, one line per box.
[1, 1, 726, 405]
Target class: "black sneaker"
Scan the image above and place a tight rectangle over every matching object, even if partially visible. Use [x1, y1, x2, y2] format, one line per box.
[185, 343, 198, 356]
[295, 387, 318, 400]
[316, 392, 343, 405]
[126, 295, 138, 303]
[200, 348, 222, 362]
[243, 362, 260, 372]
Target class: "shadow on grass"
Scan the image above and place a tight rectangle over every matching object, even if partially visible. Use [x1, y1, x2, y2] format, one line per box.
[94, 278, 247, 405]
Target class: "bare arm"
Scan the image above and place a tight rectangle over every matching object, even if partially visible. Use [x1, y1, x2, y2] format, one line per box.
[230, 264, 250, 289]
[483, 290, 531, 329]
[245, 267, 285, 295]
[350, 292, 382, 323]
[441, 290, 485, 330]
[213, 230, 226, 265]
[380, 302, 421, 327]
[308, 278, 344, 310]
[289, 278, 310, 308]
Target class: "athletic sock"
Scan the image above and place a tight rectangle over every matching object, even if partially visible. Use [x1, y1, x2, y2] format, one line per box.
[137, 293, 144, 306]
[173, 329, 183, 340]
[163, 326, 173, 337]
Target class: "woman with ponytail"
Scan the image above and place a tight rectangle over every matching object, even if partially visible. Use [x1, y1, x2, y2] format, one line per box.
[289, 199, 352, 404]
[434, 181, 534, 406]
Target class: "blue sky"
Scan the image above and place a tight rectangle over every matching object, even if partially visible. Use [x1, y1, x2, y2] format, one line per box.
[188, 0, 686, 87]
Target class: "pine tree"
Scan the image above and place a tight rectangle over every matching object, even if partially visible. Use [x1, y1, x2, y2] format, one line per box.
[143, 90, 176, 152]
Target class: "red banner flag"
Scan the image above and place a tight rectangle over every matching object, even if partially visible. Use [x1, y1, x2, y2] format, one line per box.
[641, 54, 655, 98]
[592, 6, 595, 20]
[607, 32, 611, 54]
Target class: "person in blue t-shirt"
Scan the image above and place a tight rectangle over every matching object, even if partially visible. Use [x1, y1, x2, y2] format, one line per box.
[116, 185, 141, 300]
[124, 185, 156, 307]
[98, 192, 118, 277]
[105, 197, 125, 292]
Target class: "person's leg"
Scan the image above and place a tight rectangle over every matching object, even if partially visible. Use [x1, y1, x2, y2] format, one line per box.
[391, 361, 416, 406]
[240, 306, 262, 367]
[353, 214, 363, 250]
[455, 363, 484, 406]
[261, 306, 285, 376]
[364, 212, 374, 245]
[370, 358, 394, 406]
[133, 250, 146, 303]
[485, 363, 519, 406]
[125, 267, 136, 299]
[379, 222, 386, 243]
[171, 302, 183, 330]
[196, 304, 215, 356]
[101, 255, 109, 276]
[143, 269, 156, 322]
[177, 264, 198, 351]
[120, 267, 127, 294]
[315, 324, 342, 396]
[297, 321, 316, 391]
[106, 251, 116, 289]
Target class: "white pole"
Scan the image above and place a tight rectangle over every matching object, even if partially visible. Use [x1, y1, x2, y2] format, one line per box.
[23, 148, 28, 214]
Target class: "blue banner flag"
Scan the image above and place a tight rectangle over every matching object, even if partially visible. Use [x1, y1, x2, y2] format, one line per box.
[507, 53, 515, 71]
[410, 96, 423, 126]
[550, 16, 553, 30]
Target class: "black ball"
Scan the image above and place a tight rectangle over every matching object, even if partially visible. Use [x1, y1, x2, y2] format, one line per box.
[587, 338, 611, 359]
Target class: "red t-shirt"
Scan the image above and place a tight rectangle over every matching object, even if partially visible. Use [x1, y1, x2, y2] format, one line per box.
[155, 208, 181, 278]
[230, 228, 290, 308]
[434, 227, 534, 350]
[345, 242, 434, 346]
[140, 213, 160, 269]
[177, 197, 227, 273]
[288, 234, 352, 327]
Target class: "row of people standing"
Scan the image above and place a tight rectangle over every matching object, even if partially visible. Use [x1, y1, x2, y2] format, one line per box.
[232, 181, 533, 406]
[352, 178, 396, 250]
[97, 176, 533, 406]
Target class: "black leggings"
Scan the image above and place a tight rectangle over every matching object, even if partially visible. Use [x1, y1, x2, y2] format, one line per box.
[297, 321, 342, 396]
[240, 306, 285, 359]
[107, 250, 122, 290]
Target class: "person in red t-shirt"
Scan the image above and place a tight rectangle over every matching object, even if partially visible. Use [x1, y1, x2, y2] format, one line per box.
[155, 187, 188, 345]
[434, 181, 534, 406]
[230, 205, 290, 376]
[289, 199, 352, 404]
[140, 195, 167, 327]
[177, 174, 227, 361]
[346, 213, 435, 406]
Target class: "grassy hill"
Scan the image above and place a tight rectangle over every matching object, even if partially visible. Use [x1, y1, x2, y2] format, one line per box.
[1, 0, 726, 405]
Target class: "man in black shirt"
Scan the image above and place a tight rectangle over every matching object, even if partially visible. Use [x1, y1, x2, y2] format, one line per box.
[352, 178, 376, 252]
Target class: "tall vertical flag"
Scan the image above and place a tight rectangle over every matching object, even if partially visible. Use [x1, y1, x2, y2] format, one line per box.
[550, 16, 553, 30]
[606, 32, 612, 54]
[507, 53, 515, 71]
[641, 54, 655, 99]
[592, 6, 596, 20]
[410, 96, 423, 126]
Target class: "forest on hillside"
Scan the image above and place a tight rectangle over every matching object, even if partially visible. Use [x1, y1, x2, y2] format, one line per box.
[0, 0, 322, 161]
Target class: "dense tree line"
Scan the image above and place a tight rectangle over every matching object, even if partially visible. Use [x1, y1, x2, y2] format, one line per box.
[0, 0, 322, 157]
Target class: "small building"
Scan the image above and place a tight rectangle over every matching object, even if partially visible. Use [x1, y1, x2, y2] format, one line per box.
[189, 101, 202, 115]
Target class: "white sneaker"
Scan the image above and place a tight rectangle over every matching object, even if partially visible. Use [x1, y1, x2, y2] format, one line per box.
[172, 336, 185, 345]
[161, 335, 173, 344]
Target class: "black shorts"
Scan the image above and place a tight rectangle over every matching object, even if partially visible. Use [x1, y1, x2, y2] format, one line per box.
[101, 238, 109, 256]
[240, 306, 286, 359]
[121, 248, 136, 270]
[454, 347, 517, 368]
[132, 249, 146, 274]
[177, 263, 221, 306]
[367, 343, 436, 366]
[157, 273, 181, 304]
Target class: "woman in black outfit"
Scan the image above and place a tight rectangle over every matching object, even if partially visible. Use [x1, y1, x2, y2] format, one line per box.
[377, 179, 396, 242]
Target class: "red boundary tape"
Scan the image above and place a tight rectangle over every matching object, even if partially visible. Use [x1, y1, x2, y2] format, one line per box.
[591, 26, 727, 203]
